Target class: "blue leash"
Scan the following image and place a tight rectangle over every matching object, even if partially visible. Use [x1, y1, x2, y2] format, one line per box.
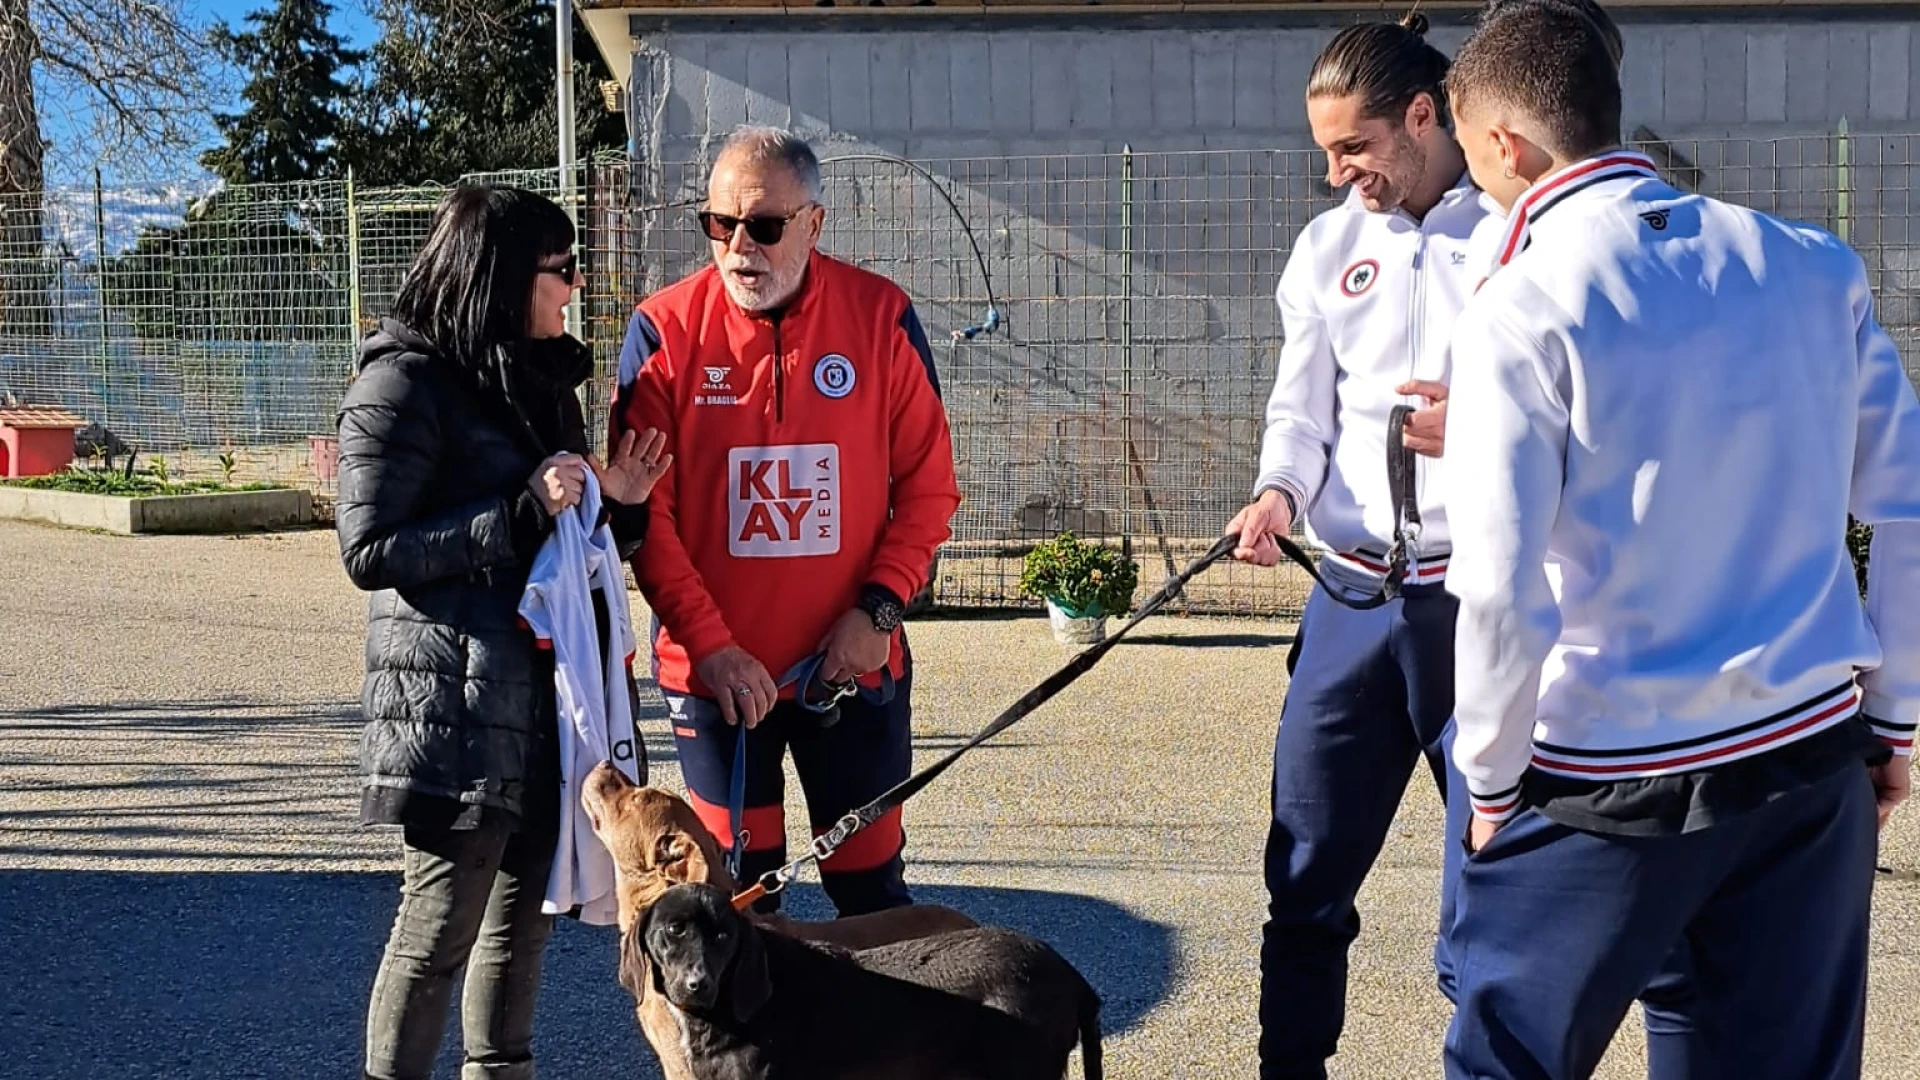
[724, 652, 896, 881]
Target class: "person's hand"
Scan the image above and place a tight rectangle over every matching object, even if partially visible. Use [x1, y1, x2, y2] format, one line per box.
[1871, 755, 1911, 830]
[1398, 379, 1449, 458]
[529, 452, 589, 516]
[592, 427, 673, 505]
[695, 646, 778, 728]
[817, 608, 892, 684]
[1228, 489, 1294, 566]
[1468, 815, 1501, 854]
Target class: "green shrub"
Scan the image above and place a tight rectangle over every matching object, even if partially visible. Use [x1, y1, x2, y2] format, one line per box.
[1018, 531, 1140, 618]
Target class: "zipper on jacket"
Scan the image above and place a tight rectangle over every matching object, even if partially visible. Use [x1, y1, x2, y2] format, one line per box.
[770, 313, 786, 424]
[1408, 226, 1429, 381]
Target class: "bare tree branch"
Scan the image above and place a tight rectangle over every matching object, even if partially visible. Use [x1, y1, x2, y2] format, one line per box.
[24, 0, 221, 180]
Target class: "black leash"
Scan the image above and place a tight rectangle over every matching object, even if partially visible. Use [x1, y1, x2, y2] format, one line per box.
[1252, 402, 1424, 614]
[730, 411, 1423, 907]
[732, 531, 1243, 907]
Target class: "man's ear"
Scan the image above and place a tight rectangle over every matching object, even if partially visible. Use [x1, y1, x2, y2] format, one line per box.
[1484, 124, 1518, 180]
[728, 909, 772, 1023]
[803, 203, 826, 247]
[1405, 90, 1441, 140]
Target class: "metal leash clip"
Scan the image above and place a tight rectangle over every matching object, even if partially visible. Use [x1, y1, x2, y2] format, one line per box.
[810, 811, 863, 862]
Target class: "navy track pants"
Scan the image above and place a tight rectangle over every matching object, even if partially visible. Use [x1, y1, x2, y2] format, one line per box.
[1259, 573, 1464, 1080]
[1444, 761, 1878, 1080]
[664, 667, 915, 919]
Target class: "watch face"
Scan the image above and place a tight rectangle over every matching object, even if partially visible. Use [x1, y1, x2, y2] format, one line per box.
[871, 601, 903, 631]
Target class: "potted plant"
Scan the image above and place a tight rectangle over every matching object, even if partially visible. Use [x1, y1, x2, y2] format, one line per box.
[1018, 530, 1140, 645]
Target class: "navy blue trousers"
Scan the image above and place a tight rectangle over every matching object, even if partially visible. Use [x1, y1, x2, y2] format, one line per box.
[1445, 762, 1878, 1080]
[1259, 573, 1465, 1080]
[1441, 779, 1708, 1078]
[667, 668, 915, 919]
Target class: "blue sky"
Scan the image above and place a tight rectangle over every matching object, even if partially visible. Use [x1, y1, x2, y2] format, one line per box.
[206, 0, 379, 47]
[39, 0, 381, 187]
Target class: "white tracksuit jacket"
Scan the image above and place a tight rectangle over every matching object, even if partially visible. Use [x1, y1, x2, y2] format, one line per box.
[1444, 150, 1920, 822]
[1256, 170, 1502, 585]
[519, 470, 643, 926]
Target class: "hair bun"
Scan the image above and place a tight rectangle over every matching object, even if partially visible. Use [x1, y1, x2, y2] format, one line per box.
[1400, 10, 1430, 36]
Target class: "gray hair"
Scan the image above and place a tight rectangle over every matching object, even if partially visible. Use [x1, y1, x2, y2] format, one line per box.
[714, 125, 823, 203]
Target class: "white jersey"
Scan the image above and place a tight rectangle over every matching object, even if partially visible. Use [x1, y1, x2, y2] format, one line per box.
[1256, 170, 1501, 585]
[519, 470, 644, 926]
[1445, 150, 1920, 821]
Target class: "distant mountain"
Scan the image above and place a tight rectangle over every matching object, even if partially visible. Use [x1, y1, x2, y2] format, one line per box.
[37, 180, 221, 262]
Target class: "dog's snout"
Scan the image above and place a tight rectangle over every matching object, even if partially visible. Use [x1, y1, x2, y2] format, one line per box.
[583, 759, 634, 812]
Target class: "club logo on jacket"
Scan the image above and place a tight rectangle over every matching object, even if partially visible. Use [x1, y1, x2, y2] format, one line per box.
[1340, 259, 1380, 297]
[813, 353, 855, 399]
[728, 443, 840, 557]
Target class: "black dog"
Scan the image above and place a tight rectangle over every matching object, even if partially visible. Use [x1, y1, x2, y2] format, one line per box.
[621, 881, 1103, 1079]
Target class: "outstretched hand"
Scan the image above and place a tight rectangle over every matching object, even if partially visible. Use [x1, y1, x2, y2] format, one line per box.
[592, 427, 673, 505]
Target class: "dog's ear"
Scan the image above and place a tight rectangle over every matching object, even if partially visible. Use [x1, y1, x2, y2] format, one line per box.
[616, 921, 651, 999]
[727, 907, 772, 1023]
[680, 835, 717, 887]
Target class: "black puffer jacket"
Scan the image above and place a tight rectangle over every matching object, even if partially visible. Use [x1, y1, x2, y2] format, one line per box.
[335, 318, 646, 832]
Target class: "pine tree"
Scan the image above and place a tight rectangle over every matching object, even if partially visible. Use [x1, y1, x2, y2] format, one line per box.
[199, 0, 363, 185]
[339, 0, 624, 186]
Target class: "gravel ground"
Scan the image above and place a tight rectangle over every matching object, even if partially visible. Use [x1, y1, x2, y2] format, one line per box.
[1, 519, 1915, 1079]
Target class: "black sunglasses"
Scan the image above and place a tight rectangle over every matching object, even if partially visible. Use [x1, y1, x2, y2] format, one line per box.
[696, 206, 811, 246]
[535, 251, 581, 286]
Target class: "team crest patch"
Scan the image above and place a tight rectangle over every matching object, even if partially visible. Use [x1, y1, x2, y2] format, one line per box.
[813, 353, 855, 399]
[1340, 259, 1380, 297]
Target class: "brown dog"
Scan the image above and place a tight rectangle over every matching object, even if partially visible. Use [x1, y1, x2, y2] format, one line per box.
[583, 761, 981, 1080]
[580, 759, 977, 947]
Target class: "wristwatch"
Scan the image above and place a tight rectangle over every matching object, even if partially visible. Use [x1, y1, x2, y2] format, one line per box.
[858, 584, 906, 633]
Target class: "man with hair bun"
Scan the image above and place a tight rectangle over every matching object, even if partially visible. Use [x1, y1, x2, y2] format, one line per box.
[1228, 12, 1500, 1078]
[1440, 3, 1918, 1078]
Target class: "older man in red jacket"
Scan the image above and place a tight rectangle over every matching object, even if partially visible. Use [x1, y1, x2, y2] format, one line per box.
[613, 124, 961, 916]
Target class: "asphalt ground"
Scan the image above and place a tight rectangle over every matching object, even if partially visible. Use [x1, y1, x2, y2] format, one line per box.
[1, 519, 1915, 1078]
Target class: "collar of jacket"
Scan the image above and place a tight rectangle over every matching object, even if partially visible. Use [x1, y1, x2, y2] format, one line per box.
[507, 334, 595, 393]
[1492, 149, 1661, 270]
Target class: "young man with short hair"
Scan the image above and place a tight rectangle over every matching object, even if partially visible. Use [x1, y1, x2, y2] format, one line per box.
[1439, 5, 1917, 1078]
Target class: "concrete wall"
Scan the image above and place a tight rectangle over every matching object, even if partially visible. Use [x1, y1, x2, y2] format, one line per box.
[606, 10, 1920, 556]
[622, 12, 1920, 160]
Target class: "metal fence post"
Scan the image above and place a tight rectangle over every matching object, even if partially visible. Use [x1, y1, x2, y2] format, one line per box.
[346, 165, 362, 343]
[93, 166, 111, 415]
[1836, 116, 1851, 244]
[1120, 143, 1135, 560]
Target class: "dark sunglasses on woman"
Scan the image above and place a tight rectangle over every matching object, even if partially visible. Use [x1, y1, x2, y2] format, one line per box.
[536, 252, 581, 286]
[695, 205, 811, 246]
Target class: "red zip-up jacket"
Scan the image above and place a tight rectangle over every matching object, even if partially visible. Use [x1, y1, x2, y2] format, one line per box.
[613, 250, 961, 700]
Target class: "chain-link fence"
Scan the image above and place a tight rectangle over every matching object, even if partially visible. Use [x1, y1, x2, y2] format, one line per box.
[2, 133, 1916, 615]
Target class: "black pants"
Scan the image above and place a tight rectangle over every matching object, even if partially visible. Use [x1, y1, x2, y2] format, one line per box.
[667, 668, 915, 918]
[363, 820, 557, 1080]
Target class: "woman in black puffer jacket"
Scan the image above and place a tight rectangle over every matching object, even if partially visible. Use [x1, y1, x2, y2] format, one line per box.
[336, 185, 670, 1080]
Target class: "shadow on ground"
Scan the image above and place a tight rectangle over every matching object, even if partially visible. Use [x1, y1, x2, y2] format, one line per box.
[0, 869, 1173, 1079]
